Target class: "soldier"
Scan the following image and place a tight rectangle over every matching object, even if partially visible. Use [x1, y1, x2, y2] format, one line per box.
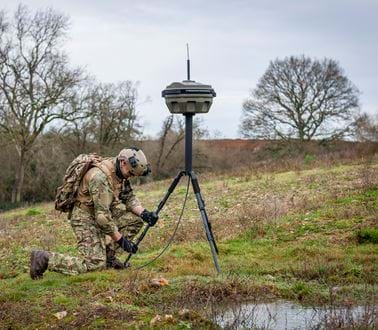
[30, 148, 158, 279]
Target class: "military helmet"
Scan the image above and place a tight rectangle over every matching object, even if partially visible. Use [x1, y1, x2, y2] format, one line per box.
[118, 147, 151, 176]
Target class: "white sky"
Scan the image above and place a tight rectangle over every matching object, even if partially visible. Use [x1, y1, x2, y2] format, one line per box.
[2, 0, 378, 138]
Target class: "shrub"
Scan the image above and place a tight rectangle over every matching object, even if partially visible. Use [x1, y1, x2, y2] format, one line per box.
[304, 154, 316, 165]
[0, 202, 24, 212]
[357, 228, 378, 244]
[25, 208, 42, 216]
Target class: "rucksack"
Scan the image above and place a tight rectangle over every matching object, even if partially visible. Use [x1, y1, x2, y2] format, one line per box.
[55, 153, 103, 213]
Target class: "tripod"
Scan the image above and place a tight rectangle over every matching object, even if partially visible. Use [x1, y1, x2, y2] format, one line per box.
[124, 113, 221, 273]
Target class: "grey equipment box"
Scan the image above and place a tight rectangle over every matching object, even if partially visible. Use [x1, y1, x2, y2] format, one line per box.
[162, 80, 216, 114]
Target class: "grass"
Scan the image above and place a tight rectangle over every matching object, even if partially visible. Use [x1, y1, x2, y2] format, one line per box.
[0, 162, 377, 328]
[357, 228, 378, 244]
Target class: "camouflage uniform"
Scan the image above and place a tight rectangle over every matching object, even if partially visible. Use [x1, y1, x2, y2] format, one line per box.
[48, 158, 143, 275]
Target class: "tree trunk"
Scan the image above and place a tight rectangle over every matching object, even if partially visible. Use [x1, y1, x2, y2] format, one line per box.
[298, 128, 305, 142]
[11, 149, 26, 203]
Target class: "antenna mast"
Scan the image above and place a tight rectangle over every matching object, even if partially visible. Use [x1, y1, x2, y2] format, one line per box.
[186, 43, 190, 80]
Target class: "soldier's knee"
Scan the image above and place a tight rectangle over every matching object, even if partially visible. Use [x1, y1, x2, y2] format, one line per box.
[117, 213, 141, 225]
[85, 258, 106, 272]
[134, 218, 144, 229]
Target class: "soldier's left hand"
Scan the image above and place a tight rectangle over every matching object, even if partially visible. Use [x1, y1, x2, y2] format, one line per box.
[141, 209, 159, 227]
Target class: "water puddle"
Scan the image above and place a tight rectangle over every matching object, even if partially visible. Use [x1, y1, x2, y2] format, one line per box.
[214, 300, 375, 329]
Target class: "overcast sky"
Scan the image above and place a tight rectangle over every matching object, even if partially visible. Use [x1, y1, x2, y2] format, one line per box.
[2, 0, 378, 138]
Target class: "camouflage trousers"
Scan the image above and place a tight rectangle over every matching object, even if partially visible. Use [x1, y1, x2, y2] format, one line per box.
[48, 206, 143, 275]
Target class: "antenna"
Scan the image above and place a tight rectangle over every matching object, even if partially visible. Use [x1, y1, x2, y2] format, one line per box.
[186, 43, 190, 81]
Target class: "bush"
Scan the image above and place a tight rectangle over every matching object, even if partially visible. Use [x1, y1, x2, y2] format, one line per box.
[0, 202, 24, 213]
[357, 228, 378, 244]
[304, 154, 316, 165]
[25, 208, 42, 216]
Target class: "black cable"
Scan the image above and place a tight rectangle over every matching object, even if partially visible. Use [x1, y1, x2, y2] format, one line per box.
[135, 176, 191, 269]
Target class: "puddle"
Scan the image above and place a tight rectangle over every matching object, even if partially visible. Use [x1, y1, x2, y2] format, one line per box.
[214, 300, 375, 329]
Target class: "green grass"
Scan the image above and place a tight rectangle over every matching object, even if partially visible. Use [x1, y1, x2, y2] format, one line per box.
[357, 228, 378, 244]
[0, 163, 377, 328]
[25, 207, 43, 216]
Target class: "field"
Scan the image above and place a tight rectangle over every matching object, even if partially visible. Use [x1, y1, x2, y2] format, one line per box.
[0, 161, 377, 328]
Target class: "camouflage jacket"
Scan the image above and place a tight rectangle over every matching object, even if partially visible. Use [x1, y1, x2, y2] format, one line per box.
[76, 158, 141, 235]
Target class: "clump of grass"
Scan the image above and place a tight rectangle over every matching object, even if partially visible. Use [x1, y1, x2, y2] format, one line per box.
[357, 228, 378, 244]
[170, 275, 272, 309]
[25, 207, 42, 216]
[304, 153, 316, 165]
[357, 163, 378, 191]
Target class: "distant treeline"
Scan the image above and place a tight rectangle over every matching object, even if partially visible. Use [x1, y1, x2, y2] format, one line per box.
[0, 128, 376, 209]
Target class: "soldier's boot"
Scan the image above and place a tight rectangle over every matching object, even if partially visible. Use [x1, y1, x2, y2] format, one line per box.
[30, 250, 50, 280]
[106, 246, 125, 270]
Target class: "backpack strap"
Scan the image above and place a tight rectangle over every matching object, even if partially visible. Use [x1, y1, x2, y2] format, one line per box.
[94, 158, 123, 199]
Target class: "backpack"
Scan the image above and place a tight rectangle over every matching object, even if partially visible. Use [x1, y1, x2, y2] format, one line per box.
[55, 153, 103, 213]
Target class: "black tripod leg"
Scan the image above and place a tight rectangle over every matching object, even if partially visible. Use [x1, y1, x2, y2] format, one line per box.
[124, 170, 186, 267]
[189, 171, 221, 274]
[156, 171, 186, 213]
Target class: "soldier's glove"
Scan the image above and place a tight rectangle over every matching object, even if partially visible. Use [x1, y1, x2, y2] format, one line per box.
[140, 209, 159, 227]
[116, 236, 138, 254]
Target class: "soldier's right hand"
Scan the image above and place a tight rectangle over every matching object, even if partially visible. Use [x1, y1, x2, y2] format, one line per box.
[116, 236, 138, 254]
[141, 209, 159, 227]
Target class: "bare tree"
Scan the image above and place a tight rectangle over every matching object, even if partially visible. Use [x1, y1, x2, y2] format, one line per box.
[156, 115, 174, 172]
[240, 56, 360, 141]
[55, 117, 92, 157]
[55, 81, 97, 156]
[155, 115, 184, 176]
[0, 5, 82, 202]
[353, 112, 378, 142]
[58, 80, 143, 156]
[155, 115, 208, 177]
[88, 81, 142, 152]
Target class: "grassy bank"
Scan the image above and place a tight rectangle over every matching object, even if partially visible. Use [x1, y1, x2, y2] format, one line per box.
[0, 162, 377, 328]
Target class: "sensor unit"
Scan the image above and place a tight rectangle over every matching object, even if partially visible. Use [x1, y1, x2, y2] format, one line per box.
[162, 80, 216, 114]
